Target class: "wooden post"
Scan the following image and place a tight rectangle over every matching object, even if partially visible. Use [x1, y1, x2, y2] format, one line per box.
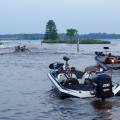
[77, 38, 79, 52]
[41, 40, 43, 47]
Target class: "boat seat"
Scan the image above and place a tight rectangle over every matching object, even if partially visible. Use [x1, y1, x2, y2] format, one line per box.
[57, 73, 67, 83]
[73, 71, 85, 79]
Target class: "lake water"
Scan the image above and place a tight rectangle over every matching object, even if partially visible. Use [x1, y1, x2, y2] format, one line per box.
[0, 40, 120, 120]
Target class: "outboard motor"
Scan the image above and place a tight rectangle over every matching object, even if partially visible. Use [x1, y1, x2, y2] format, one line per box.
[92, 73, 113, 99]
[95, 51, 105, 56]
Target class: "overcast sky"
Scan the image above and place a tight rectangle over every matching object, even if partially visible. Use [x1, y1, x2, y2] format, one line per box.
[0, 0, 120, 34]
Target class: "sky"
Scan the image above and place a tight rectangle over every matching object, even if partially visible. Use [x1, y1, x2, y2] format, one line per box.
[0, 0, 120, 34]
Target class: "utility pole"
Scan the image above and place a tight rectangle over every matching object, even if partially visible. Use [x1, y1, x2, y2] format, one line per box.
[41, 40, 43, 47]
[77, 38, 79, 52]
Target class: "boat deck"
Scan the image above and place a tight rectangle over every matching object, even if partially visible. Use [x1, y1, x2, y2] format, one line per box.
[64, 84, 93, 91]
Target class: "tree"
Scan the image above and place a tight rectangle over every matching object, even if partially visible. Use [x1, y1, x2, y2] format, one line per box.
[44, 20, 59, 40]
[66, 28, 78, 40]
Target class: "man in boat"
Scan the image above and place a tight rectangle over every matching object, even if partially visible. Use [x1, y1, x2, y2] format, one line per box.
[104, 53, 118, 64]
[21, 45, 26, 52]
[15, 45, 21, 52]
[83, 64, 103, 84]
[57, 66, 77, 84]
[65, 66, 77, 79]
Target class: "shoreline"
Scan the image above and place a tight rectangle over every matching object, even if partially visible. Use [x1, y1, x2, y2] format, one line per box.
[42, 39, 111, 44]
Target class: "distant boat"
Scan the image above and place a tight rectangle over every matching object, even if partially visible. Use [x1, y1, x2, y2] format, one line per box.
[14, 45, 31, 52]
[95, 47, 120, 70]
[0, 42, 7, 48]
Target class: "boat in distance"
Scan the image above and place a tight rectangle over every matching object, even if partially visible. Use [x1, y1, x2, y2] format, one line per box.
[95, 51, 120, 70]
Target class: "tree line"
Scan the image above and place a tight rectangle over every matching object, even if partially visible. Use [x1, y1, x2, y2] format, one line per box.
[44, 20, 78, 41]
[0, 20, 120, 40]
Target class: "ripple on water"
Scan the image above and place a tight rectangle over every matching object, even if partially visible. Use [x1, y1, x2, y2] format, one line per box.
[0, 41, 120, 120]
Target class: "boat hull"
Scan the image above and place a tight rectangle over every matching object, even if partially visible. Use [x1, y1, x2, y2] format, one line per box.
[48, 72, 95, 98]
[48, 71, 120, 99]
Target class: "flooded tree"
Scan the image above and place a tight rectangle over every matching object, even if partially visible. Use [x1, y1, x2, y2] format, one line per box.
[44, 20, 59, 40]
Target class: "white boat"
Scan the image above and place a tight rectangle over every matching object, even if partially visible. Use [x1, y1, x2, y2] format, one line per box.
[48, 56, 120, 99]
[14, 45, 31, 52]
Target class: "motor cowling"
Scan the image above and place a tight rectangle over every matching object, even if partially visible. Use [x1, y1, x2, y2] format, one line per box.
[92, 74, 113, 99]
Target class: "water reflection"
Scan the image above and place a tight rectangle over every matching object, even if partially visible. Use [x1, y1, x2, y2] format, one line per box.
[91, 100, 112, 120]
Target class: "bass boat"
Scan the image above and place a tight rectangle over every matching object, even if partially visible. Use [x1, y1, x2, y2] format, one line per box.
[48, 56, 120, 99]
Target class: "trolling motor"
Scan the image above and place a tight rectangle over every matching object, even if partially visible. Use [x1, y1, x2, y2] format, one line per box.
[92, 73, 113, 100]
[49, 56, 70, 70]
[49, 62, 64, 70]
[95, 51, 105, 56]
[63, 56, 70, 68]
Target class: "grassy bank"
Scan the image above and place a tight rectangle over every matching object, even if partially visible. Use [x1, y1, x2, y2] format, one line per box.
[42, 39, 111, 44]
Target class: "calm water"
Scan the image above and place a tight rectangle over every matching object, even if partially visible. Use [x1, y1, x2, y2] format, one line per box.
[0, 40, 120, 120]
